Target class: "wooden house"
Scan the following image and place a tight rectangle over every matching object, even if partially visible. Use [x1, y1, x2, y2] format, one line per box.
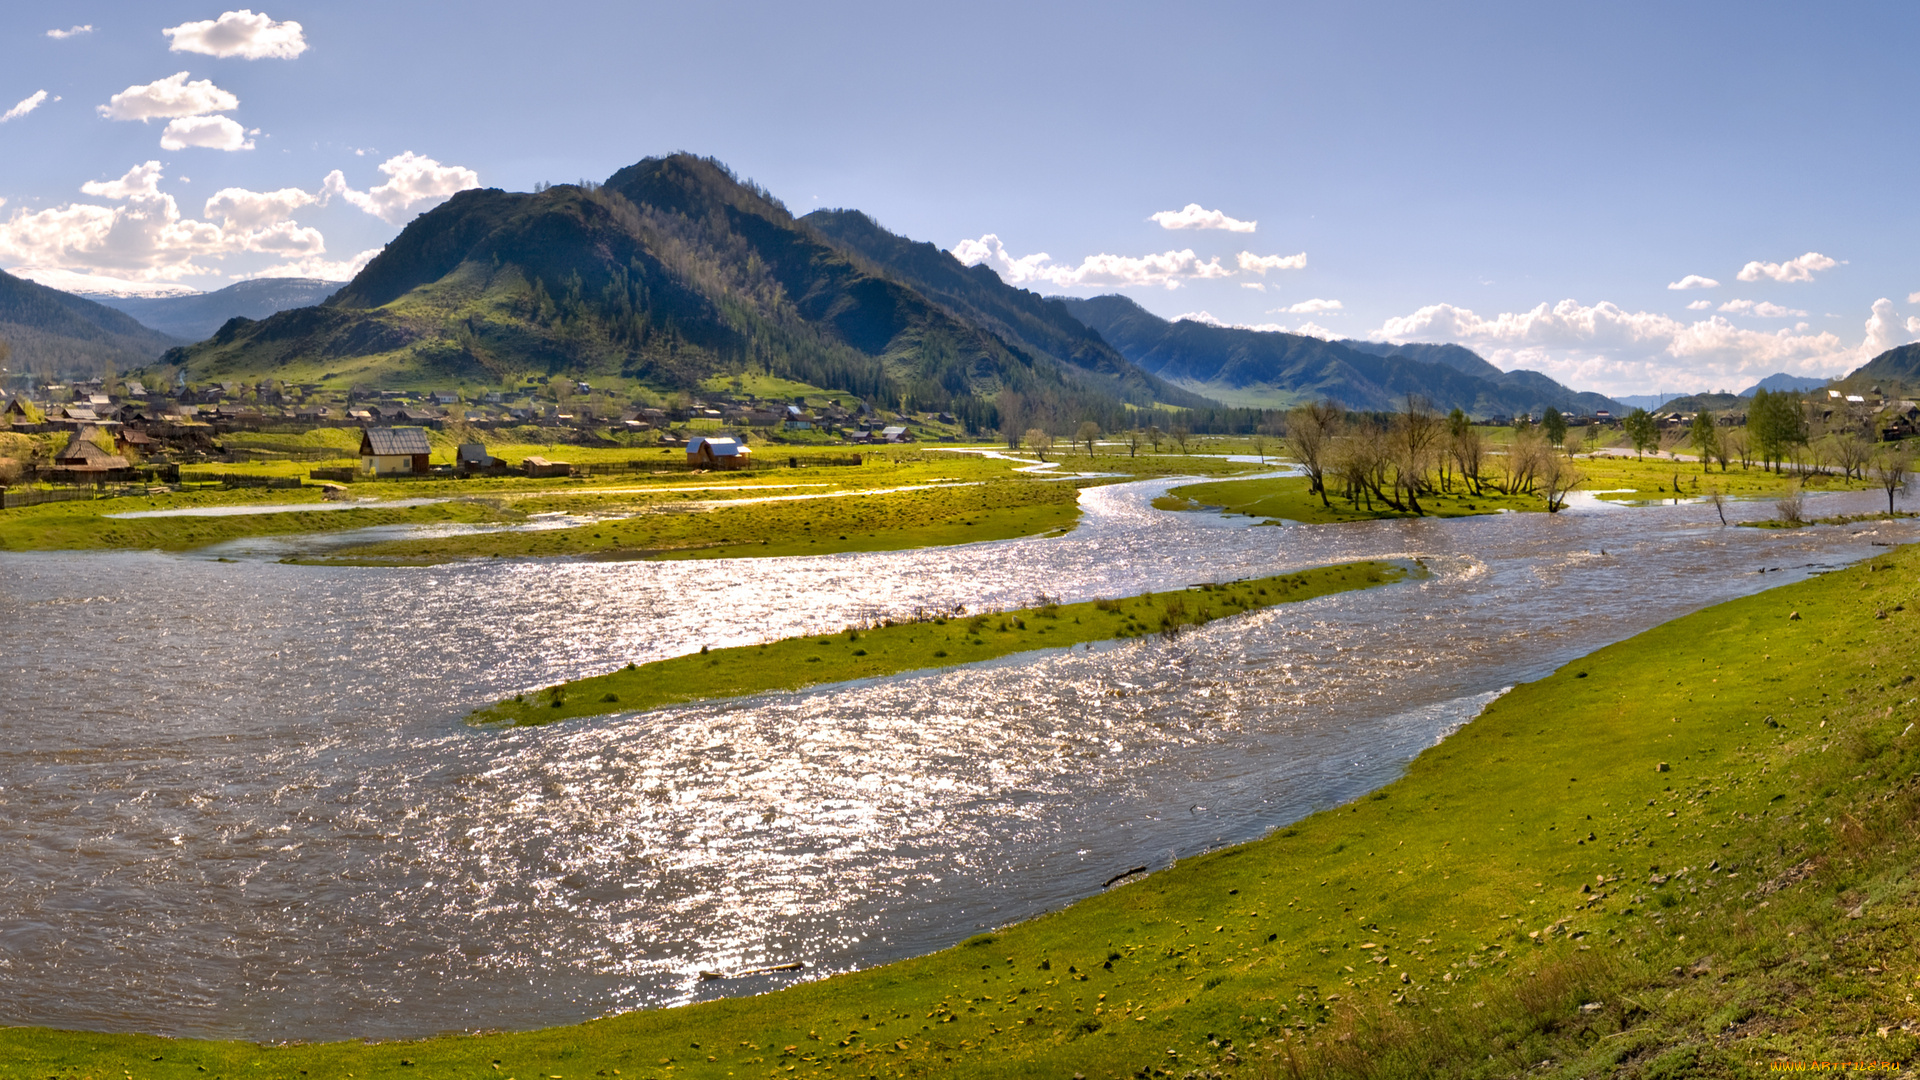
[522, 455, 572, 478]
[359, 426, 432, 475]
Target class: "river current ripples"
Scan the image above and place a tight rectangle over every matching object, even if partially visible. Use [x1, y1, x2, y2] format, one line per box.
[0, 477, 1913, 1040]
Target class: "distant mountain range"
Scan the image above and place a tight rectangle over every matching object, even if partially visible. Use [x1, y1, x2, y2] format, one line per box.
[0, 269, 184, 378]
[1056, 295, 1622, 417]
[89, 279, 342, 342]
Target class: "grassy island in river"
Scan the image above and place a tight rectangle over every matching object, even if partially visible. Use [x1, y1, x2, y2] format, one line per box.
[470, 560, 1407, 726]
[10, 542, 1920, 1077]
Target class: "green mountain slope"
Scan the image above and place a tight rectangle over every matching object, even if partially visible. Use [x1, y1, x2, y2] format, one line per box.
[155, 155, 1194, 431]
[800, 209, 1212, 410]
[88, 278, 341, 342]
[0, 269, 184, 378]
[1062, 294, 1622, 416]
[1844, 342, 1920, 388]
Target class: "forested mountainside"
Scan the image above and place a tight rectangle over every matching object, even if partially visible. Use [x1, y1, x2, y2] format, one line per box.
[0, 269, 184, 378]
[1061, 294, 1623, 417]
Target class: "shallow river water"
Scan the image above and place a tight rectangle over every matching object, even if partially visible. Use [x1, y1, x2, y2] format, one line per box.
[0, 478, 1913, 1041]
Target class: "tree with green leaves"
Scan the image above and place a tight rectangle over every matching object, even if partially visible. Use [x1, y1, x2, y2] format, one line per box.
[1748, 388, 1806, 473]
[1541, 407, 1568, 453]
[1689, 410, 1723, 472]
[1623, 408, 1659, 458]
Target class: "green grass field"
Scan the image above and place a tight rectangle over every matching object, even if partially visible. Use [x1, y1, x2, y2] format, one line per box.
[8, 542, 1920, 1076]
[472, 561, 1406, 726]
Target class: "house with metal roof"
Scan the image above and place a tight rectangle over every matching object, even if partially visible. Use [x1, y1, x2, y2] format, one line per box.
[686, 434, 751, 470]
[359, 426, 432, 475]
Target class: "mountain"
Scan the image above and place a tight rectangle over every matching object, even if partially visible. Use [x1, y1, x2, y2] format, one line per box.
[799, 209, 1209, 411]
[89, 278, 342, 342]
[1640, 392, 1745, 415]
[1838, 344, 1920, 389]
[1737, 372, 1827, 397]
[1057, 295, 1622, 417]
[0, 269, 185, 378]
[150, 155, 1197, 430]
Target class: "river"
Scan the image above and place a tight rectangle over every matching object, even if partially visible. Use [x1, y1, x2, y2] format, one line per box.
[0, 479, 1910, 1041]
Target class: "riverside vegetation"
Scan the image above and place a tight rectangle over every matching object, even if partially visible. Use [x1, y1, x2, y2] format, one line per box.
[470, 562, 1405, 726]
[8, 539, 1920, 1076]
[0, 446, 1257, 561]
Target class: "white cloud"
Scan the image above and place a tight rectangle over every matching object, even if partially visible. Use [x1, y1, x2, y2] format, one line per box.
[0, 161, 353, 284]
[47, 25, 94, 38]
[1240, 282, 1266, 291]
[1281, 298, 1342, 314]
[1666, 274, 1719, 290]
[80, 161, 167, 200]
[159, 114, 254, 151]
[1908, 316, 1920, 336]
[1686, 299, 1712, 310]
[1173, 310, 1287, 332]
[1237, 251, 1307, 274]
[1908, 290, 1920, 305]
[1, 91, 49, 123]
[1860, 298, 1919, 359]
[321, 152, 480, 224]
[1736, 251, 1836, 284]
[98, 72, 238, 122]
[5, 266, 201, 297]
[1718, 299, 1806, 318]
[203, 186, 316, 230]
[1367, 297, 1866, 396]
[164, 10, 308, 59]
[236, 248, 379, 281]
[951, 233, 1232, 290]
[1149, 203, 1256, 233]
[1293, 322, 1337, 340]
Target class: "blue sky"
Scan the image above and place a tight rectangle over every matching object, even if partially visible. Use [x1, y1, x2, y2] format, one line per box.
[1, 1, 1915, 395]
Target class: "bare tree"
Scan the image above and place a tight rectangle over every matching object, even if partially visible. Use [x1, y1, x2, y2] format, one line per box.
[1023, 428, 1053, 461]
[1775, 483, 1805, 525]
[1539, 452, 1585, 512]
[1832, 433, 1871, 481]
[1249, 432, 1270, 463]
[1285, 400, 1344, 507]
[996, 389, 1025, 450]
[1076, 420, 1101, 458]
[1124, 427, 1142, 458]
[1873, 446, 1911, 515]
[1725, 426, 1751, 470]
[1170, 424, 1191, 454]
[1706, 484, 1728, 526]
[1147, 425, 1163, 453]
[1448, 414, 1487, 496]
[1497, 429, 1550, 495]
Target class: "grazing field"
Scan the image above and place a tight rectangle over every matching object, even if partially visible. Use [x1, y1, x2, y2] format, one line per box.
[9, 544, 1918, 1076]
[471, 561, 1406, 726]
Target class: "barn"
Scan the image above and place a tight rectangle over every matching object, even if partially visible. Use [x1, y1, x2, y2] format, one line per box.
[686, 435, 751, 470]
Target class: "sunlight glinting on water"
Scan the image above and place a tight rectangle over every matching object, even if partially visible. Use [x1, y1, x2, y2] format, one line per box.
[0, 476, 1914, 1040]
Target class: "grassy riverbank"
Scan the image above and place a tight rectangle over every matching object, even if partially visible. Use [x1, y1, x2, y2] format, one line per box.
[0, 450, 1265, 561]
[471, 561, 1406, 726]
[1158, 452, 1876, 525]
[8, 544, 1920, 1077]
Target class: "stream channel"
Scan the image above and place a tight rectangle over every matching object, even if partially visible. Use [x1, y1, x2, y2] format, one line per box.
[0, 477, 1913, 1041]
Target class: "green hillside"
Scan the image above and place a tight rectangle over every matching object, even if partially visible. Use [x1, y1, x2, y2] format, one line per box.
[0, 269, 183, 378]
[150, 156, 1200, 432]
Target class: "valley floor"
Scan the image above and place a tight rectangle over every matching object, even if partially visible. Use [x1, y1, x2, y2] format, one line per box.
[6, 530, 1918, 1078]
